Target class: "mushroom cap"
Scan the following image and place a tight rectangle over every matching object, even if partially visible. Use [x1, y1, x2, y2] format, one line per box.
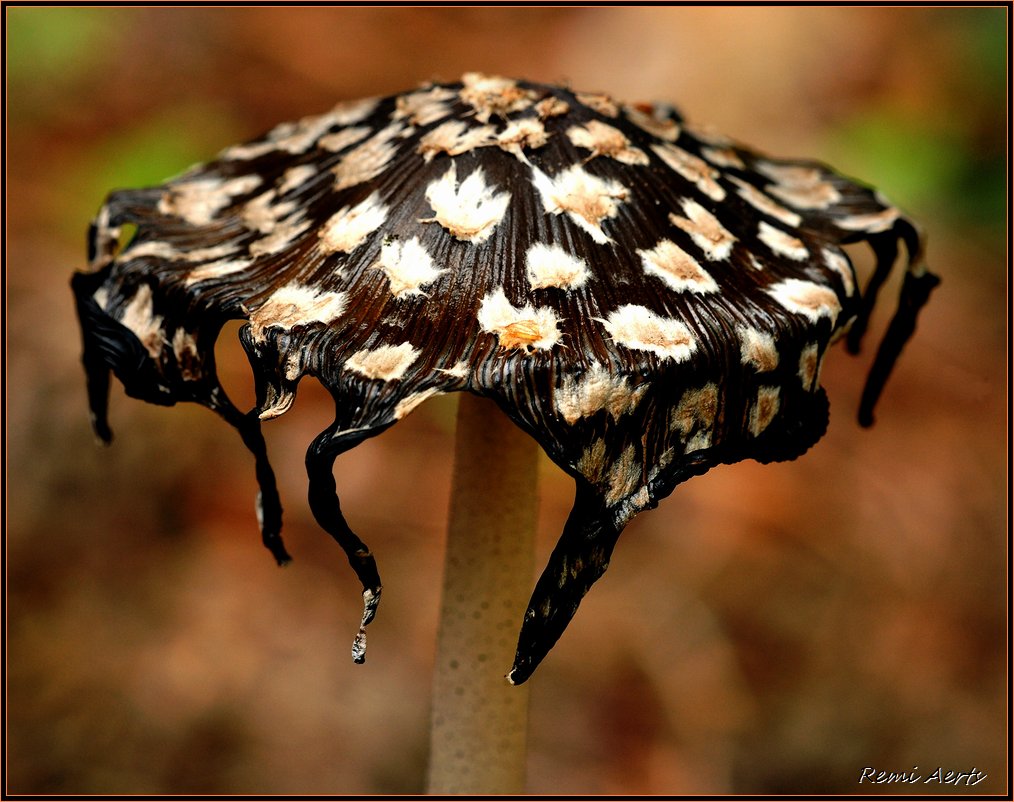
[72, 73, 937, 684]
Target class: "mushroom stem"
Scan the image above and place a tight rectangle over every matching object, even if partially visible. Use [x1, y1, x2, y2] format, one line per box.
[427, 393, 538, 794]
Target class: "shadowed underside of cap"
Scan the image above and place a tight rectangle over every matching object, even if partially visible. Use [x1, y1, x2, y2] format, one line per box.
[71, 72, 938, 684]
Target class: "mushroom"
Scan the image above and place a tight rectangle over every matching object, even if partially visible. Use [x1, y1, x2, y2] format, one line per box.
[71, 73, 937, 792]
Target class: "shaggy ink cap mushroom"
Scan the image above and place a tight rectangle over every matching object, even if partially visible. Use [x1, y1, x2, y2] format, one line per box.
[72, 73, 938, 685]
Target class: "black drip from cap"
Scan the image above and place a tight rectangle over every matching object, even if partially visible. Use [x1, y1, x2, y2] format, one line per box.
[857, 267, 940, 427]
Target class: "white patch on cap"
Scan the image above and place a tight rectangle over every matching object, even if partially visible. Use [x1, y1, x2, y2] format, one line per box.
[229, 100, 376, 161]
[798, 342, 822, 390]
[119, 284, 166, 359]
[242, 191, 298, 234]
[184, 258, 253, 285]
[478, 288, 561, 351]
[604, 445, 640, 506]
[758, 162, 841, 208]
[374, 236, 444, 298]
[531, 164, 629, 244]
[319, 193, 389, 255]
[171, 329, 201, 380]
[683, 120, 733, 147]
[525, 242, 589, 290]
[623, 103, 680, 141]
[186, 243, 241, 262]
[243, 191, 284, 232]
[758, 221, 809, 261]
[758, 161, 841, 209]
[267, 112, 342, 154]
[496, 118, 549, 161]
[394, 387, 445, 419]
[728, 176, 802, 227]
[670, 383, 719, 451]
[669, 199, 736, 260]
[220, 99, 376, 160]
[332, 123, 404, 191]
[624, 486, 652, 516]
[651, 143, 726, 201]
[749, 386, 781, 436]
[417, 120, 496, 162]
[121, 240, 182, 261]
[318, 125, 372, 154]
[346, 342, 420, 382]
[219, 139, 279, 161]
[738, 326, 779, 372]
[459, 72, 535, 122]
[822, 247, 855, 296]
[535, 96, 570, 118]
[576, 438, 607, 485]
[250, 283, 347, 341]
[638, 238, 719, 293]
[834, 207, 900, 233]
[567, 120, 648, 165]
[436, 361, 470, 380]
[328, 97, 380, 126]
[575, 92, 619, 117]
[277, 164, 319, 196]
[423, 162, 510, 243]
[602, 304, 696, 361]
[395, 85, 458, 126]
[283, 351, 302, 381]
[555, 363, 646, 424]
[258, 387, 297, 421]
[768, 181, 842, 210]
[159, 175, 262, 226]
[685, 430, 712, 453]
[250, 216, 312, 257]
[766, 278, 841, 325]
[756, 162, 822, 186]
[701, 146, 745, 169]
[576, 440, 641, 507]
[88, 204, 119, 270]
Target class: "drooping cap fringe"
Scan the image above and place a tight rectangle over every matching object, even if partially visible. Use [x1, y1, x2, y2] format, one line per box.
[72, 74, 937, 683]
[846, 218, 939, 426]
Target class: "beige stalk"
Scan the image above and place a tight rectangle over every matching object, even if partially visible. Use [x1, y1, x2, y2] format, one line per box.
[426, 393, 538, 794]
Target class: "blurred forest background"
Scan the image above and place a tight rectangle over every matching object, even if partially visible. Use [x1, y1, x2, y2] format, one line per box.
[6, 6, 1007, 796]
